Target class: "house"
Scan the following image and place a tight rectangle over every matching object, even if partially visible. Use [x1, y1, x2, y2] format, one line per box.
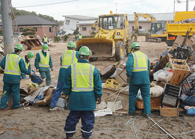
[62, 15, 98, 34]
[0, 15, 58, 38]
[75, 12, 174, 36]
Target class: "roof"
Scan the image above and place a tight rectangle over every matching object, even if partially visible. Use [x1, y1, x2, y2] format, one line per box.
[77, 20, 97, 25]
[15, 15, 58, 26]
[128, 12, 174, 22]
[63, 15, 98, 21]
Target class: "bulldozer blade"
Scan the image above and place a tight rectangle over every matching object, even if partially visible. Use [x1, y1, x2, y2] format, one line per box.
[76, 38, 113, 58]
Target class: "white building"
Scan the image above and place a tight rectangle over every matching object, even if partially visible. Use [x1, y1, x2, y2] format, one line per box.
[62, 15, 98, 34]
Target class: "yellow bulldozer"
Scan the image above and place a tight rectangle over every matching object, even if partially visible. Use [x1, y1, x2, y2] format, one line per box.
[76, 11, 131, 61]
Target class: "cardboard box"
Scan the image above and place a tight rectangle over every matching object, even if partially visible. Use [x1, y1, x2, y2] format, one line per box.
[136, 96, 161, 109]
[160, 100, 180, 116]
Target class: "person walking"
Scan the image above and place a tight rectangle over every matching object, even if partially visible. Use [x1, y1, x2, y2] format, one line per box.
[63, 46, 102, 139]
[21, 51, 34, 79]
[78, 33, 82, 41]
[0, 44, 33, 110]
[35, 44, 53, 86]
[126, 42, 151, 116]
[42, 34, 49, 45]
[49, 41, 78, 110]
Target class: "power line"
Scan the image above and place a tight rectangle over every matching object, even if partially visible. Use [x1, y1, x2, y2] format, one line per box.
[16, 0, 79, 8]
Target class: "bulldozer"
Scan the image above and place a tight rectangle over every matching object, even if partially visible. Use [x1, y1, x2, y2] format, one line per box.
[76, 11, 131, 61]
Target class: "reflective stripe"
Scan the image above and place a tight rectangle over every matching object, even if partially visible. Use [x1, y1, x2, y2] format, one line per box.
[133, 52, 148, 71]
[81, 129, 92, 133]
[65, 130, 76, 133]
[62, 50, 76, 68]
[72, 64, 93, 91]
[4, 54, 21, 74]
[39, 52, 49, 67]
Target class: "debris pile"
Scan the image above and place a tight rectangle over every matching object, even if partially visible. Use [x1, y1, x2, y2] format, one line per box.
[20, 35, 42, 50]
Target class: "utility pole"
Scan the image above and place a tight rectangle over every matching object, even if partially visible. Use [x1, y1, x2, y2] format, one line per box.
[1, 0, 14, 107]
[1, 0, 14, 54]
[186, 0, 189, 11]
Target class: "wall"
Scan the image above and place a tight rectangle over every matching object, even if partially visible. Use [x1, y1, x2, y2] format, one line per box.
[63, 17, 80, 34]
[129, 21, 151, 32]
[79, 24, 97, 36]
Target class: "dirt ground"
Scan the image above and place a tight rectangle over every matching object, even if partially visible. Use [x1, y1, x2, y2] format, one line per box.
[1, 42, 195, 139]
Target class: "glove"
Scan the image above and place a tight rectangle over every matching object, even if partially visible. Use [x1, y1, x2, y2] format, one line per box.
[36, 69, 39, 72]
[65, 95, 69, 104]
[51, 68, 54, 71]
[127, 77, 130, 83]
[96, 97, 101, 104]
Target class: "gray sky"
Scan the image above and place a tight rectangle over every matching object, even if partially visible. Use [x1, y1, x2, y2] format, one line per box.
[12, 0, 195, 21]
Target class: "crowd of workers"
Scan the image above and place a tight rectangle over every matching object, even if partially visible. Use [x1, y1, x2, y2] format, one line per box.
[0, 36, 151, 139]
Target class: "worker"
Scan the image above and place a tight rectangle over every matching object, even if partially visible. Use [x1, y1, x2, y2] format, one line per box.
[35, 44, 53, 86]
[0, 44, 33, 110]
[42, 34, 49, 45]
[63, 46, 102, 139]
[126, 42, 151, 116]
[49, 41, 78, 110]
[21, 51, 34, 79]
[78, 33, 82, 41]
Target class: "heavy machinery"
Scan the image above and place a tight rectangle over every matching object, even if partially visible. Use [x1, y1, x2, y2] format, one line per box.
[134, 12, 166, 42]
[76, 11, 131, 61]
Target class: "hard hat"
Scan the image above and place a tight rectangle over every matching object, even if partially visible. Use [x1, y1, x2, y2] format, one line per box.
[67, 41, 76, 48]
[44, 34, 46, 36]
[42, 44, 49, 50]
[78, 46, 91, 56]
[131, 42, 140, 50]
[27, 51, 34, 59]
[15, 44, 23, 51]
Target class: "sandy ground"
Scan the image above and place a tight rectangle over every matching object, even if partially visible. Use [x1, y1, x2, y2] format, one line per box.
[1, 42, 195, 139]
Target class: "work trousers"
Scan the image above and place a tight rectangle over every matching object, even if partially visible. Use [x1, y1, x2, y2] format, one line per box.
[0, 82, 20, 109]
[64, 111, 94, 139]
[129, 84, 151, 114]
[39, 67, 51, 86]
[50, 82, 63, 107]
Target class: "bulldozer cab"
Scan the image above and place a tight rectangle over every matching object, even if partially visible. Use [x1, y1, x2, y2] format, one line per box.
[151, 21, 166, 34]
[76, 12, 130, 61]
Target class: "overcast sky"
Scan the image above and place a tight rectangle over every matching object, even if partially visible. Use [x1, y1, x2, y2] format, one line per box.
[12, 0, 195, 21]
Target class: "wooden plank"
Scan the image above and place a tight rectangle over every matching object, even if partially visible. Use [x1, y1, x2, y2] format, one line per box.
[160, 100, 180, 116]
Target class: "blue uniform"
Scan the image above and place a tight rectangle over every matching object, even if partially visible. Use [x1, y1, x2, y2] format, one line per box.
[21, 56, 31, 79]
[35, 50, 53, 86]
[63, 59, 102, 139]
[50, 51, 78, 107]
[126, 52, 151, 115]
[0, 52, 31, 109]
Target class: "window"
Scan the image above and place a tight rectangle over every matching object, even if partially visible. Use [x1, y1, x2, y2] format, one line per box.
[33, 28, 37, 31]
[19, 28, 23, 32]
[82, 27, 87, 31]
[49, 27, 53, 32]
[139, 26, 142, 29]
[91, 27, 96, 31]
[65, 20, 70, 25]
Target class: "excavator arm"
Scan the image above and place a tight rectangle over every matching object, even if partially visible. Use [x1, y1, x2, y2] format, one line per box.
[134, 12, 156, 42]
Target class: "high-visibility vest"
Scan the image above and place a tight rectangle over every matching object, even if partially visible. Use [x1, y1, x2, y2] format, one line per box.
[4, 54, 21, 75]
[132, 51, 148, 72]
[44, 37, 48, 43]
[39, 52, 50, 67]
[71, 63, 94, 92]
[78, 35, 82, 39]
[23, 56, 30, 69]
[61, 50, 77, 69]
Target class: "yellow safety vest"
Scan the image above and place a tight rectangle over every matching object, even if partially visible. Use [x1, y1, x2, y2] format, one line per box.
[132, 51, 148, 72]
[71, 63, 94, 92]
[39, 52, 50, 67]
[4, 54, 21, 75]
[44, 37, 48, 43]
[23, 56, 30, 69]
[61, 50, 77, 69]
[78, 35, 82, 39]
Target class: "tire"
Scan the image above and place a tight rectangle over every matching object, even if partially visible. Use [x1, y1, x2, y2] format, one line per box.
[166, 40, 174, 46]
[115, 41, 125, 61]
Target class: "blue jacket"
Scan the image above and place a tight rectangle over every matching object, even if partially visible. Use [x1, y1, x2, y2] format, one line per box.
[63, 59, 103, 111]
[34, 50, 53, 71]
[0, 52, 31, 84]
[21, 55, 31, 79]
[58, 51, 78, 82]
[126, 52, 150, 85]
